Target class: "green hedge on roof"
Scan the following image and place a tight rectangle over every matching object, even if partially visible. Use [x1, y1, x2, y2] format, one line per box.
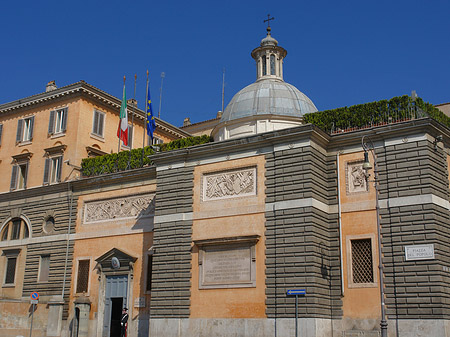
[81, 134, 212, 177]
[303, 95, 450, 132]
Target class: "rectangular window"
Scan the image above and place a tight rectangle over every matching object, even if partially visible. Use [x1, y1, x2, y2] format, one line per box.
[127, 125, 133, 148]
[92, 110, 105, 137]
[0, 123, 3, 146]
[348, 237, 376, 287]
[76, 259, 90, 293]
[38, 255, 50, 282]
[43, 156, 63, 185]
[146, 254, 153, 292]
[48, 108, 68, 135]
[148, 136, 163, 146]
[11, 220, 21, 240]
[16, 116, 35, 143]
[10, 162, 28, 190]
[4, 257, 17, 285]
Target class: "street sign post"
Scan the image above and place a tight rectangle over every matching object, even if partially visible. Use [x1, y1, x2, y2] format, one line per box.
[287, 289, 306, 337]
[29, 292, 39, 337]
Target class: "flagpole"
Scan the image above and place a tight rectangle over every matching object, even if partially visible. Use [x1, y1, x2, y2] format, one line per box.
[131, 74, 137, 150]
[118, 76, 126, 154]
[142, 70, 149, 166]
[158, 72, 165, 119]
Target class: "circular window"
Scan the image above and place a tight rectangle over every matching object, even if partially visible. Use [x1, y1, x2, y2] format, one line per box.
[43, 217, 55, 234]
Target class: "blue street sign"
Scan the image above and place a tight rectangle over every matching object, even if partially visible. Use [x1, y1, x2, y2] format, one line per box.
[30, 292, 39, 300]
[287, 289, 306, 296]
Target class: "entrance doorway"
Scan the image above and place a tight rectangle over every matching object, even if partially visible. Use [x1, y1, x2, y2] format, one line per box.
[103, 275, 128, 337]
[110, 298, 123, 337]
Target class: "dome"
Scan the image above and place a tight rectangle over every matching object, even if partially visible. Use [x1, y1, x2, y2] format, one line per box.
[211, 26, 318, 141]
[261, 33, 278, 47]
[220, 78, 318, 123]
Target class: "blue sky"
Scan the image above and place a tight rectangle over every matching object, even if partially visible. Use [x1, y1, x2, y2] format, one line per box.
[1, 0, 449, 127]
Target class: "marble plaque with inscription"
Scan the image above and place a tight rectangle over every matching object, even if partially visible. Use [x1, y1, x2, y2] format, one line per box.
[405, 244, 435, 261]
[199, 244, 256, 289]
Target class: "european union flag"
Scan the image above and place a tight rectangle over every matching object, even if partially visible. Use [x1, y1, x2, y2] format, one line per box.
[146, 85, 156, 140]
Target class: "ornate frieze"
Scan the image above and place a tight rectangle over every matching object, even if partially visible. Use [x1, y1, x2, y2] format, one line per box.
[202, 167, 256, 201]
[83, 194, 155, 224]
[346, 161, 368, 194]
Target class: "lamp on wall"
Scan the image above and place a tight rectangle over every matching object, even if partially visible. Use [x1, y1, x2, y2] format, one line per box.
[361, 135, 388, 337]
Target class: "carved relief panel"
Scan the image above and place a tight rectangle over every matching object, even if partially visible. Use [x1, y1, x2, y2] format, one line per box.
[346, 161, 368, 194]
[83, 193, 155, 224]
[202, 167, 257, 201]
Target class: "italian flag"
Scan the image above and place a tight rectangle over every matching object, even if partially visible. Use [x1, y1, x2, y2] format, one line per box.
[117, 84, 128, 146]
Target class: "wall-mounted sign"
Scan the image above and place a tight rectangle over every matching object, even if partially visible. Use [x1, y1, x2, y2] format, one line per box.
[134, 297, 146, 308]
[405, 244, 435, 261]
[111, 257, 121, 269]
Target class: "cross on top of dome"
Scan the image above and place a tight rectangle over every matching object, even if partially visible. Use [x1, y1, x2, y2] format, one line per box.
[264, 14, 274, 31]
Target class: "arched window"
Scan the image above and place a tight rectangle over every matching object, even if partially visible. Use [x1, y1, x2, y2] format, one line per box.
[270, 54, 276, 75]
[1, 218, 30, 241]
[262, 56, 267, 76]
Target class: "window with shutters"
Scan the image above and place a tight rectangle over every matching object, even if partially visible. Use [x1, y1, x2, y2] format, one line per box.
[43, 155, 63, 185]
[38, 255, 50, 282]
[48, 108, 68, 135]
[92, 110, 105, 138]
[2, 249, 20, 286]
[10, 162, 28, 190]
[0, 124, 3, 146]
[76, 259, 90, 294]
[16, 116, 35, 143]
[347, 235, 377, 288]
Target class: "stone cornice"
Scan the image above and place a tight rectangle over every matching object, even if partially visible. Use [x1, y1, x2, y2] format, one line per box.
[0, 166, 156, 203]
[150, 124, 329, 165]
[150, 118, 450, 165]
[0, 81, 191, 139]
[327, 118, 450, 151]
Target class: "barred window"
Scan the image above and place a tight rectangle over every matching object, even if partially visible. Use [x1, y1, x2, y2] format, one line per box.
[76, 259, 90, 293]
[351, 238, 374, 284]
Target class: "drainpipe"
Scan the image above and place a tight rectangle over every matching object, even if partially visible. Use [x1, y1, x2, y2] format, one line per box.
[62, 181, 74, 299]
[336, 152, 344, 296]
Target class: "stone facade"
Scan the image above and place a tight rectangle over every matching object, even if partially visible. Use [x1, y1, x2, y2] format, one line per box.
[150, 167, 194, 318]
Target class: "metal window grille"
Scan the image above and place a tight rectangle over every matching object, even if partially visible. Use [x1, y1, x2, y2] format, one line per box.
[351, 239, 374, 283]
[76, 260, 90, 293]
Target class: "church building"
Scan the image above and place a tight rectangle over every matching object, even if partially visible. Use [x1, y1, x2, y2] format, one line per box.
[148, 26, 450, 337]
[0, 24, 449, 337]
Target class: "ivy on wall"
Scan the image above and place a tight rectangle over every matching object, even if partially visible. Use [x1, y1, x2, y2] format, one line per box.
[81, 134, 212, 177]
[303, 95, 450, 132]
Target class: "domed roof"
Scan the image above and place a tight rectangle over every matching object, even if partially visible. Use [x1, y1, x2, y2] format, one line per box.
[260, 32, 278, 47]
[220, 78, 318, 123]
